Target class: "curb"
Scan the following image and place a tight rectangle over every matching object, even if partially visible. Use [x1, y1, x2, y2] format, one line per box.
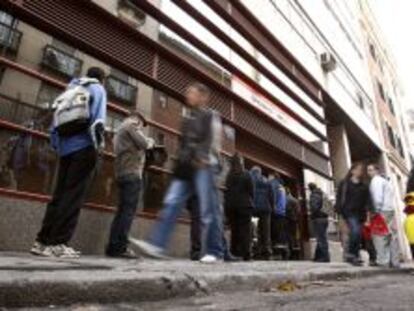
[0, 266, 412, 308]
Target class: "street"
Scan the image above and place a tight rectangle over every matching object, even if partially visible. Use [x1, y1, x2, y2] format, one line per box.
[13, 274, 414, 311]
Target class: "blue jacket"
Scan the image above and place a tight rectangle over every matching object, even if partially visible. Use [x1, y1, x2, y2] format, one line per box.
[270, 178, 287, 216]
[51, 78, 107, 157]
[250, 167, 274, 214]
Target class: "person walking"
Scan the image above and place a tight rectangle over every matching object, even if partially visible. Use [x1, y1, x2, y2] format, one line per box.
[250, 166, 273, 260]
[269, 174, 288, 259]
[131, 83, 224, 263]
[335, 163, 370, 266]
[105, 111, 154, 258]
[31, 67, 107, 258]
[225, 154, 254, 261]
[367, 163, 400, 268]
[309, 183, 330, 263]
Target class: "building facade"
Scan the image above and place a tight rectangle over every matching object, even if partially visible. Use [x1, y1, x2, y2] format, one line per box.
[0, 0, 410, 260]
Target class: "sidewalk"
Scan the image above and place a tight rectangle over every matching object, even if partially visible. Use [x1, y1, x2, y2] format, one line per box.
[0, 252, 412, 308]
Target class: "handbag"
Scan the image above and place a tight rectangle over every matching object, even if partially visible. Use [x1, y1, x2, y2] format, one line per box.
[370, 214, 389, 236]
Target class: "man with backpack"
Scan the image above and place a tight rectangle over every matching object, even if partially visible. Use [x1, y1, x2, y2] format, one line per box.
[31, 67, 107, 258]
[309, 182, 330, 263]
[105, 111, 154, 259]
[131, 83, 224, 263]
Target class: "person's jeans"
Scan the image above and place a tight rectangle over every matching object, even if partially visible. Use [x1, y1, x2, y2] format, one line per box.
[313, 217, 330, 262]
[149, 168, 224, 258]
[345, 216, 362, 259]
[106, 175, 142, 255]
[37, 146, 97, 246]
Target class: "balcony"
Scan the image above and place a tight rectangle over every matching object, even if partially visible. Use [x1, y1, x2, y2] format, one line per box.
[105, 75, 137, 106]
[41, 45, 83, 79]
[0, 22, 22, 55]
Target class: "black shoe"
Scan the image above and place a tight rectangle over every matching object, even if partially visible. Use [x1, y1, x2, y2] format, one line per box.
[106, 248, 140, 259]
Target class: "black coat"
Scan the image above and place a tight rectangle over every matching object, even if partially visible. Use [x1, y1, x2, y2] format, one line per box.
[335, 179, 370, 221]
[225, 171, 254, 218]
[310, 188, 327, 219]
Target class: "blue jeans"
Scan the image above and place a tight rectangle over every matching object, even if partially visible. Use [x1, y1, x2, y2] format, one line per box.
[346, 216, 362, 259]
[106, 175, 142, 255]
[149, 168, 224, 258]
[313, 218, 330, 262]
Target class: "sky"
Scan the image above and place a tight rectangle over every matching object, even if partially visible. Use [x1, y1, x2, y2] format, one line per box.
[369, 0, 414, 110]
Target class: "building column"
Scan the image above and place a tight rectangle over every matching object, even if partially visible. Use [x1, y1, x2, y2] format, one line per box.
[327, 125, 352, 184]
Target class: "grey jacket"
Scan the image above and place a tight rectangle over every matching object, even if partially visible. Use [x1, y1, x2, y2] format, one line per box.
[114, 117, 154, 179]
[178, 107, 222, 166]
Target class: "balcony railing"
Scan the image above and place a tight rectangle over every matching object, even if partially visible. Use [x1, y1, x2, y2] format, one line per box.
[0, 22, 22, 55]
[105, 75, 137, 106]
[41, 44, 83, 78]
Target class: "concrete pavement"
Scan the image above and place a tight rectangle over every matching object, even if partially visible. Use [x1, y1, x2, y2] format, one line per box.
[0, 252, 412, 308]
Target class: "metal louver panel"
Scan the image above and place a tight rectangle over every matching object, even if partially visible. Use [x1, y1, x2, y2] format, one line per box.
[0, 0, 330, 178]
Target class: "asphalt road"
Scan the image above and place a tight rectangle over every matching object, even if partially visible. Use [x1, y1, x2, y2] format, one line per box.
[12, 274, 414, 311]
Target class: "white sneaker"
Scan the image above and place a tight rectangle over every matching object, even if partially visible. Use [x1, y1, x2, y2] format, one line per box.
[200, 254, 221, 264]
[30, 241, 55, 257]
[51, 244, 81, 258]
[129, 238, 167, 259]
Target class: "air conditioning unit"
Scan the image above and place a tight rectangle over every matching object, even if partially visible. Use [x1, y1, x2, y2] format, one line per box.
[320, 52, 337, 72]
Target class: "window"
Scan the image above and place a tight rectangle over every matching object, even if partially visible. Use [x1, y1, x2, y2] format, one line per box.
[377, 80, 385, 102]
[159, 93, 168, 109]
[386, 123, 396, 148]
[387, 96, 395, 115]
[156, 132, 165, 145]
[369, 42, 376, 60]
[0, 11, 22, 55]
[35, 83, 62, 109]
[105, 72, 137, 106]
[41, 44, 83, 78]
[397, 136, 405, 158]
[117, 0, 146, 28]
[357, 93, 364, 110]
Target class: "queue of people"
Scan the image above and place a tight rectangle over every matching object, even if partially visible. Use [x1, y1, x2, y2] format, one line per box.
[28, 70, 407, 267]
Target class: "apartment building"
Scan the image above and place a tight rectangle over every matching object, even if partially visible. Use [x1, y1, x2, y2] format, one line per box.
[0, 0, 410, 260]
[359, 0, 412, 259]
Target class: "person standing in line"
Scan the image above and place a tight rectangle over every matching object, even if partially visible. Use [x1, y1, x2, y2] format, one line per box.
[335, 163, 370, 266]
[285, 188, 300, 259]
[31, 67, 107, 258]
[105, 111, 154, 258]
[250, 166, 274, 260]
[367, 163, 400, 268]
[131, 83, 224, 263]
[225, 154, 254, 261]
[309, 183, 330, 263]
[269, 174, 288, 259]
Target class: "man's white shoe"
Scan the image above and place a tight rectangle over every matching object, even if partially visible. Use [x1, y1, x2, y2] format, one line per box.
[51, 245, 81, 258]
[30, 241, 54, 257]
[129, 238, 167, 259]
[200, 254, 221, 264]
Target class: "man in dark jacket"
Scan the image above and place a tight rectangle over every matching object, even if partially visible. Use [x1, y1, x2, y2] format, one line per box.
[285, 189, 300, 259]
[131, 83, 224, 263]
[251, 166, 273, 260]
[225, 154, 254, 261]
[309, 183, 330, 262]
[106, 111, 154, 258]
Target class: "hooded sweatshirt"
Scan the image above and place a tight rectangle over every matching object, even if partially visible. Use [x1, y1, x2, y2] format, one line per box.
[50, 77, 107, 157]
[370, 175, 395, 213]
[250, 167, 273, 214]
